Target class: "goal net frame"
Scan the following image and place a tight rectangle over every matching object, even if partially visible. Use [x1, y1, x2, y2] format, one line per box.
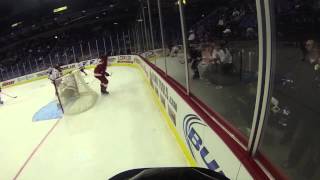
[53, 70, 98, 115]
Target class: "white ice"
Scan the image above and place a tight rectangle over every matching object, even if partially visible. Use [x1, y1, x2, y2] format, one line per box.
[0, 66, 188, 180]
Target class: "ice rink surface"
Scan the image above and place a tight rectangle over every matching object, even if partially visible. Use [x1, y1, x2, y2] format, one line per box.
[0, 66, 188, 180]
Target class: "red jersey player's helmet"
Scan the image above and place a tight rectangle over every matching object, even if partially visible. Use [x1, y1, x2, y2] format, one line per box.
[100, 55, 108, 65]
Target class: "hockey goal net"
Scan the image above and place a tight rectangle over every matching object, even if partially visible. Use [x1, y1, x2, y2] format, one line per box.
[54, 70, 98, 115]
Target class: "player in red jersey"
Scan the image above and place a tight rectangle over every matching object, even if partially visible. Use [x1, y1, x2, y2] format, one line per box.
[94, 56, 110, 95]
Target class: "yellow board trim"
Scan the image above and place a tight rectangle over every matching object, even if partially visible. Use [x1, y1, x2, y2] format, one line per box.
[1, 63, 197, 167]
[134, 64, 197, 167]
[1, 76, 48, 89]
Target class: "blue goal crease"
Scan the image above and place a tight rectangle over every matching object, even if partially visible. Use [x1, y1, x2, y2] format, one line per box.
[33, 101, 63, 122]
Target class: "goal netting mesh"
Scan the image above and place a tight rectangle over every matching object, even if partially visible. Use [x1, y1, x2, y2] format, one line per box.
[54, 70, 98, 115]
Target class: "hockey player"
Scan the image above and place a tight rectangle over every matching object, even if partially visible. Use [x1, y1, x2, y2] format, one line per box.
[48, 65, 64, 98]
[0, 87, 3, 105]
[48, 65, 62, 83]
[94, 56, 110, 95]
[79, 62, 88, 76]
[47, 65, 64, 111]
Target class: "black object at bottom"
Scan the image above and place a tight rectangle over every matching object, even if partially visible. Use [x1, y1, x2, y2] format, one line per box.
[109, 167, 229, 180]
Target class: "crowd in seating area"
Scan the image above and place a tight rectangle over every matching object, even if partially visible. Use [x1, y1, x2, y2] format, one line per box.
[0, 25, 109, 78]
[164, 2, 260, 89]
[189, 2, 258, 44]
[165, 0, 320, 90]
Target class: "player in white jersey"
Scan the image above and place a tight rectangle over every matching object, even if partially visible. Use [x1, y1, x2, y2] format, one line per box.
[48, 65, 64, 110]
[48, 67, 62, 82]
[48, 65, 63, 95]
[79, 62, 88, 76]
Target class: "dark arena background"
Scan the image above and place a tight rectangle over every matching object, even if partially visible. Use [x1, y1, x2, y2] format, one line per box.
[0, 0, 319, 180]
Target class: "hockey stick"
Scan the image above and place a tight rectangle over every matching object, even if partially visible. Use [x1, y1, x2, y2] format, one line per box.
[0, 92, 18, 98]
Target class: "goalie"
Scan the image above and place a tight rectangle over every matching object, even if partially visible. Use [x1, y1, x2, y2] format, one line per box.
[94, 56, 110, 95]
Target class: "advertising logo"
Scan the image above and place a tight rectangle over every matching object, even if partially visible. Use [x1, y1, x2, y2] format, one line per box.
[160, 94, 166, 107]
[168, 106, 176, 126]
[183, 114, 223, 174]
[17, 77, 26, 82]
[154, 86, 159, 96]
[108, 57, 117, 62]
[117, 60, 133, 64]
[36, 71, 48, 77]
[118, 55, 131, 60]
[2, 80, 15, 87]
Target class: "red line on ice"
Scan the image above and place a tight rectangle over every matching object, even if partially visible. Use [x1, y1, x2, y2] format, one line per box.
[13, 120, 60, 180]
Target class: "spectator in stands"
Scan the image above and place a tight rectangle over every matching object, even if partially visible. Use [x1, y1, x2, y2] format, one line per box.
[232, 8, 241, 17]
[304, 39, 320, 65]
[246, 27, 256, 39]
[211, 43, 222, 64]
[198, 44, 213, 82]
[281, 39, 320, 179]
[209, 42, 234, 89]
[188, 30, 196, 44]
[189, 46, 202, 80]
[216, 15, 226, 38]
[213, 42, 233, 75]
[223, 26, 232, 40]
[127, 48, 131, 55]
[170, 45, 179, 57]
[167, 40, 174, 56]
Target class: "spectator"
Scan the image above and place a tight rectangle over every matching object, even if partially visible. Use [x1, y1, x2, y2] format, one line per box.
[246, 27, 256, 39]
[188, 30, 196, 43]
[304, 40, 320, 64]
[210, 43, 233, 89]
[232, 8, 240, 17]
[223, 27, 232, 40]
[127, 48, 131, 55]
[198, 44, 213, 82]
[281, 40, 320, 180]
[216, 15, 226, 38]
[189, 46, 202, 80]
[218, 43, 233, 74]
[170, 45, 179, 57]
